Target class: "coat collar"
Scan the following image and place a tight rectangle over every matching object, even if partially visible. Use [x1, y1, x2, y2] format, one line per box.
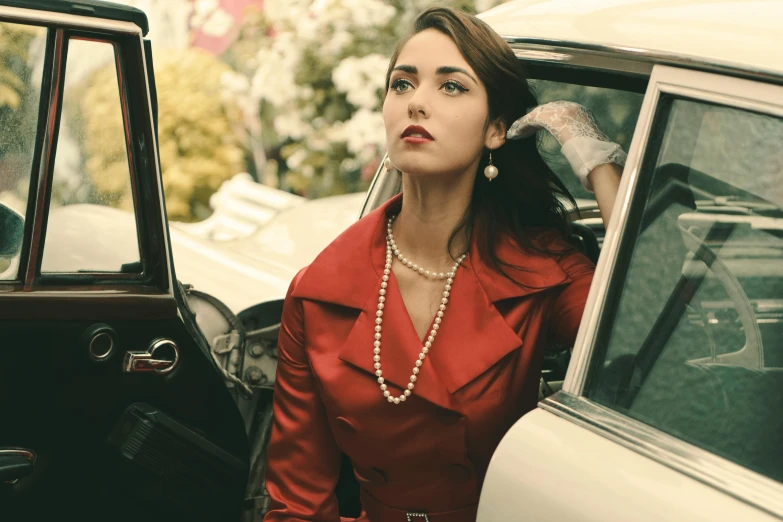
[292, 193, 571, 411]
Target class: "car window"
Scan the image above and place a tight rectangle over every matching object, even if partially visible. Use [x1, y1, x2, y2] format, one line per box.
[0, 22, 47, 279]
[528, 80, 644, 201]
[586, 96, 783, 483]
[41, 38, 141, 274]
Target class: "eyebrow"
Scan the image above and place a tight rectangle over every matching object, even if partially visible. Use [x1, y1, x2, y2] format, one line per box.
[392, 64, 478, 85]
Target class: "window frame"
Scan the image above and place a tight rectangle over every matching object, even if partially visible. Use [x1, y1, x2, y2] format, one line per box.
[550, 64, 783, 516]
[0, 6, 172, 292]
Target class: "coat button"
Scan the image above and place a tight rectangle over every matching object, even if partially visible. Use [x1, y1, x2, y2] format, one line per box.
[436, 408, 463, 426]
[335, 416, 357, 434]
[448, 464, 473, 483]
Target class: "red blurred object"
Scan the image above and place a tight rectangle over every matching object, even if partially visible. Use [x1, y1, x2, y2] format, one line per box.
[191, 0, 264, 55]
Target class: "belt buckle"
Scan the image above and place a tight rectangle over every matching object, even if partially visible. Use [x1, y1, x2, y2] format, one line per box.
[406, 512, 429, 522]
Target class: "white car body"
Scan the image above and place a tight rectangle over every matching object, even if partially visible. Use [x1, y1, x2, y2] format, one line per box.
[466, 1, 783, 521]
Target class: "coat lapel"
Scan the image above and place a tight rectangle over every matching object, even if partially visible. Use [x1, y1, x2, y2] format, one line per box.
[291, 193, 572, 410]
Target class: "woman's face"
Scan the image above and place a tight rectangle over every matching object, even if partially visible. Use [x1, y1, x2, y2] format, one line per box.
[383, 29, 499, 179]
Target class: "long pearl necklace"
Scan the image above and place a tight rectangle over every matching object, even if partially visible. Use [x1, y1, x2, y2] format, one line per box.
[374, 215, 466, 404]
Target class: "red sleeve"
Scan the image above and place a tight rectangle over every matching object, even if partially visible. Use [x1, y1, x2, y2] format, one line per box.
[549, 250, 595, 346]
[263, 268, 342, 521]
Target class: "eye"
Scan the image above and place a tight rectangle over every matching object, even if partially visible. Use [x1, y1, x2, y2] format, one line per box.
[442, 80, 468, 95]
[390, 78, 413, 94]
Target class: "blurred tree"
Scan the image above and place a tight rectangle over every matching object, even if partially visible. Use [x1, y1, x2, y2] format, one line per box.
[222, 0, 507, 199]
[0, 23, 41, 162]
[81, 49, 245, 221]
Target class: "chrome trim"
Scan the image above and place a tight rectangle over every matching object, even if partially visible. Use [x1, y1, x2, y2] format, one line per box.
[561, 61, 663, 395]
[512, 44, 653, 77]
[25, 29, 65, 286]
[540, 393, 783, 520]
[88, 332, 114, 361]
[361, 155, 402, 218]
[504, 38, 783, 84]
[123, 338, 179, 374]
[0, 448, 36, 485]
[0, 448, 35, 462]
[0, 5, 141, 35]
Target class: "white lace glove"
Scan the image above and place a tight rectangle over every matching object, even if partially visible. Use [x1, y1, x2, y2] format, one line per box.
[506, 101, 626, 192]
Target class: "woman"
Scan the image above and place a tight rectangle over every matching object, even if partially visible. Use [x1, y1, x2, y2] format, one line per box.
[263, 6, 624, 521]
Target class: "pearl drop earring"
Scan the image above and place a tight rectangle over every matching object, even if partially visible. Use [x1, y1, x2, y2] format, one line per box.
[484, 151, 498, 181]
[383, 156, 393, 172]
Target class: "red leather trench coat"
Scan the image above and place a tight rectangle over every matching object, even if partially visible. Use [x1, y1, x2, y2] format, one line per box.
[263, 194, 594, 521]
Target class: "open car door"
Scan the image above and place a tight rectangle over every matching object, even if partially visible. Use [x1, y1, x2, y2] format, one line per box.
[0, 2, 248, 521]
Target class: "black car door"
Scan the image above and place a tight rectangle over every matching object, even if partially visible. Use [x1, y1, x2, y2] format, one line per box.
[0, 4, 248, 521]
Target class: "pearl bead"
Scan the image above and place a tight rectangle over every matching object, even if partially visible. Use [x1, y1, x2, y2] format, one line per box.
[377, 214, 466, 405]
[484, 163, 498, 180]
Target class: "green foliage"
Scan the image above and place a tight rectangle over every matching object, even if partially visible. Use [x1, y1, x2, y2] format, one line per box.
[0, 23, 44, 165]
[81, 49, 245, 221]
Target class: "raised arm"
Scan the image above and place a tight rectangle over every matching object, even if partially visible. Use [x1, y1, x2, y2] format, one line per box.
[507, 100, 625, 227]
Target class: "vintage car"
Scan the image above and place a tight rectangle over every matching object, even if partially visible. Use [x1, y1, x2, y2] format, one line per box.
[0, 0, 781, 521]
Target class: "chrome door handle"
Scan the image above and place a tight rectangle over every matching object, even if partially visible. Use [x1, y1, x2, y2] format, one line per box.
[123, 338, 179, 374]
[0, 448, 36, 484]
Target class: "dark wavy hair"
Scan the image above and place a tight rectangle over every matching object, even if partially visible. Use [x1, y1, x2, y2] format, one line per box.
[384, 6, 576, 282]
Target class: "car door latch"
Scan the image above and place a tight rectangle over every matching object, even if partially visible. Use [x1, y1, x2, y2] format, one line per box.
[123, 338, 180, 374]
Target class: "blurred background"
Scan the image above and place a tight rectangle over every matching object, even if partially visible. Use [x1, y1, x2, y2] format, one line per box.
[0, 0, 511, 226]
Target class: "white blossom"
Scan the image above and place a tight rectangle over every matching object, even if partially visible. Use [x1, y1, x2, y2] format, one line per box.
[274, 109, 314, 140]
[332, 54, 388, 109]
[330, 108, 386, 161]
[286, 147, 308, 169]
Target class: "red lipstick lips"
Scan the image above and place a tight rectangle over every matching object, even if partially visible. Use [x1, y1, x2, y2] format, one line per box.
[401, 125, 434, 142]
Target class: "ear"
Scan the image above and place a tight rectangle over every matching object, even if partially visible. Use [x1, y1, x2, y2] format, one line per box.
[484, 117, 506, 150]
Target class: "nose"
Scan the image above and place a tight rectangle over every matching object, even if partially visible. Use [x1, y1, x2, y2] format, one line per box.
[407, 90, 431, 119]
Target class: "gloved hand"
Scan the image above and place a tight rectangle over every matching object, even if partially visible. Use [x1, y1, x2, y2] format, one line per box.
[506, 100, 626, 191]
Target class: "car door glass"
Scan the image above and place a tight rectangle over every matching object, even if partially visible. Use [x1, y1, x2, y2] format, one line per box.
[41, 38, 141, 274]
[528, 80, 644, 201]
[0, 22, 47, 280]
[587, 96, 783, 483]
